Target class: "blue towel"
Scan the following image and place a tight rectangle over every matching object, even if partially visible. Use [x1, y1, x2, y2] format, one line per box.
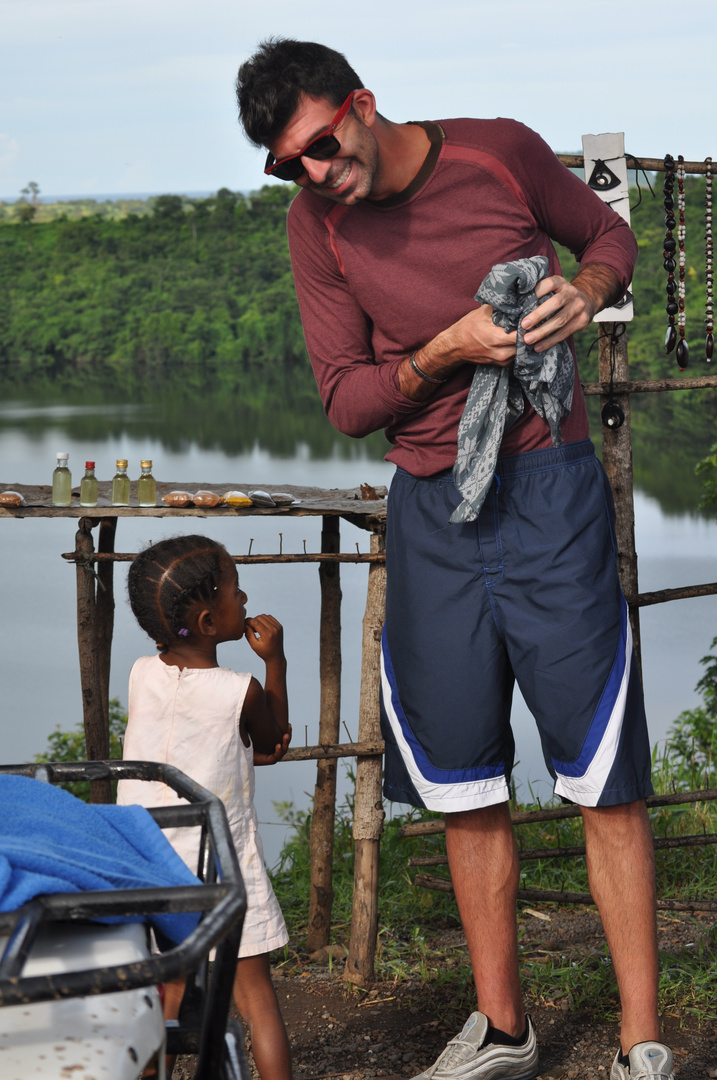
[0, 774, 201, 944]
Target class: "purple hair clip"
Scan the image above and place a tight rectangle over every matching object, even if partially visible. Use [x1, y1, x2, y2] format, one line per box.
[178, 628, 190, 637]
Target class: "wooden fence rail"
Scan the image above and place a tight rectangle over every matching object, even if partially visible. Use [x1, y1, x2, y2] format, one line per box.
[408, 834, 717, 867]
[399, 788, 717, 837]
[61, 551, 386, 564]
[412, 876, 717, 914]
[404, 790, 717, 914]
[583, 374, 717, 396]
[557, 154, 712, 175]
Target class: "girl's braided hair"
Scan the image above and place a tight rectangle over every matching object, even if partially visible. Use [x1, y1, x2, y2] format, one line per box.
[128, 535, 228, 648]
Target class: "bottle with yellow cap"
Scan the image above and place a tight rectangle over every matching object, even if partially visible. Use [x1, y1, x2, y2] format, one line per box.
[137, 459, 156, 507]
[111, 459, 130, 506]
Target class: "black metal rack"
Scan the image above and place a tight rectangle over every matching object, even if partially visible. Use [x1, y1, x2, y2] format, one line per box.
[0, 759, 249, 1080]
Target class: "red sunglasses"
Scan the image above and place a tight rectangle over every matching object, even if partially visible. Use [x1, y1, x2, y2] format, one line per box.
[264, 91, 357, 182]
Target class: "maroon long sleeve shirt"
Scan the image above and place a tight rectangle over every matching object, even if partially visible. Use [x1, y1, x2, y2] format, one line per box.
[287, 117, 637, 477]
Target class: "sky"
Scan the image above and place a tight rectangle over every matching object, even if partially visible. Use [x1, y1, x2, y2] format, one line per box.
[1, 0, 715, 201]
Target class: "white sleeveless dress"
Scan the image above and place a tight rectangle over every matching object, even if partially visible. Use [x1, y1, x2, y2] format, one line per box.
[117, 655, 288, 957]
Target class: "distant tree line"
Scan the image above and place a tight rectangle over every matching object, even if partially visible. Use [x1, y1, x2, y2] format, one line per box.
[0, 183, 161, 224]
[0, 185, 307, 383]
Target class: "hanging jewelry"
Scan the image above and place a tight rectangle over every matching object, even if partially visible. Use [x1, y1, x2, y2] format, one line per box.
[601, 323, 626, 430]
[676, 155, 689, 369]
[663, 155, 677, 355]
[706, 157, 714, 362]
[587, 158, 621, 192]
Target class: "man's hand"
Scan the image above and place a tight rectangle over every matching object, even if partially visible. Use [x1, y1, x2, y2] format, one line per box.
[521, 276, 595, 353]
[398, 304, 516, 401]
[440, 304, 518, 368]
[521, 263, 622, 353]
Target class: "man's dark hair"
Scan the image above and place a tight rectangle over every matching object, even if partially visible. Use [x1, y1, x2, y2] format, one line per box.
[236, 38, 364, 147]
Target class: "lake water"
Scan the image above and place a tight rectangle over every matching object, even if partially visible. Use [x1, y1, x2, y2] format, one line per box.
[2, 394, 717, 867]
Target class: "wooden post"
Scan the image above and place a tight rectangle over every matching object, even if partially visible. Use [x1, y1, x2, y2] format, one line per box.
[75, 517, 111, 803]
[345, 530, 386, 985]
[96, 517, 117, 735]
[307, 515, 342, 952]
[598, 322, 642, 672]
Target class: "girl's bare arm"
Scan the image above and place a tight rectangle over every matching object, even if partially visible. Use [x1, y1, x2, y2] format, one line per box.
[242, 615, 291, 761]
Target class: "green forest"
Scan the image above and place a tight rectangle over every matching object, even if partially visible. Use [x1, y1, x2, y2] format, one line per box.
[0, 186, 306, 385]
[1, 177, 716, 509]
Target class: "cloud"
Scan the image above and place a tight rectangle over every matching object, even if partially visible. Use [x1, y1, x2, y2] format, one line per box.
[1, 0, 714, 195]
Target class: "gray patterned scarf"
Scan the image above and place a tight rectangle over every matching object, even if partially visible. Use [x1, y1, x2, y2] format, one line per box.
[450, 255, 574, 524]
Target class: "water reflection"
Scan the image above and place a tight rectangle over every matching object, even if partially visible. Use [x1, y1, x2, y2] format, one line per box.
[0, 373, 392, 463]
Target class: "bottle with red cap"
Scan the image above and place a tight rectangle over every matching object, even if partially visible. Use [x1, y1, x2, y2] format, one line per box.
[80, 461, 98, 507]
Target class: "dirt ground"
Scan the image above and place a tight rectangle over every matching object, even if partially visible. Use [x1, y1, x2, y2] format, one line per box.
[175, 907, 717, 1080]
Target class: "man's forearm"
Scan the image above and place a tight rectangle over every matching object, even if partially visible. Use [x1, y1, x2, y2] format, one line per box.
[397, 263, 625, 403]
[397, 339, 464, 401]
[570, 263, 624, 320]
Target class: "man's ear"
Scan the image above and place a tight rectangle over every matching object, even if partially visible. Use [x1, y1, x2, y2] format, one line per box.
[196, 608, 217, 637]
[352, 88, 377, 127]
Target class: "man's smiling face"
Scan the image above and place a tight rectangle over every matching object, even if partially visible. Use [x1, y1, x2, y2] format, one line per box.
[267, 91, 379, 206]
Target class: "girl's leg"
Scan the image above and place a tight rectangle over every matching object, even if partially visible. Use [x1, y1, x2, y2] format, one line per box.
[152, 975, 185, 1079]
[233, 953, 291, 1080]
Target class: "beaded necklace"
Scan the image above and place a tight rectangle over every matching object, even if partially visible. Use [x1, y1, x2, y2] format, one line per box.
[676, 155, 689, 369]
[663, 155, 677, 356]
[706, 157, 714, 362]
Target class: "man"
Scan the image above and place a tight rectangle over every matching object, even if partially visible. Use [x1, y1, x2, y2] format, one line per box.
[236, 39, 673, 1080]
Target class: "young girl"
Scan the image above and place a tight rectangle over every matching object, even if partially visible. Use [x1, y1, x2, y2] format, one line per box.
[116, 534, 292, 1080]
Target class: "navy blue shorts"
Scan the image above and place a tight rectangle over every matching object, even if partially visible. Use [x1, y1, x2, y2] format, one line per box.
[380, 439, 653, 811]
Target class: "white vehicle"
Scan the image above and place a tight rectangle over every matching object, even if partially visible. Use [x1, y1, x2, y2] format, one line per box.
[0, 760, 249, 1080]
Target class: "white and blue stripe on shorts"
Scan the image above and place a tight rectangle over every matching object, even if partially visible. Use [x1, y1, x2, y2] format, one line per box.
[379, 441, 653, 812]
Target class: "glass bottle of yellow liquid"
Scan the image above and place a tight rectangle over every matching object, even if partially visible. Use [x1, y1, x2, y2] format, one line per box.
[52, 452, 72, 506]
[137, 459, 156, 507]
[79, 461, 98, 507]
[111, 459, 130, 506]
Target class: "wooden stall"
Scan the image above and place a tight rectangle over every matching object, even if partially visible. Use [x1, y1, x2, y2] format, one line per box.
[0, 480, 387, 983]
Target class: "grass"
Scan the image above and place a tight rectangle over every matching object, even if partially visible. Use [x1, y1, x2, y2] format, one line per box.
[270, 744, 717, 1025]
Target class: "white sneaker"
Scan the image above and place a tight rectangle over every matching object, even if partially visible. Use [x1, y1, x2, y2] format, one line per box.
[410, 1012, 538, 1080]
[610, 1042, 675, 1080]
